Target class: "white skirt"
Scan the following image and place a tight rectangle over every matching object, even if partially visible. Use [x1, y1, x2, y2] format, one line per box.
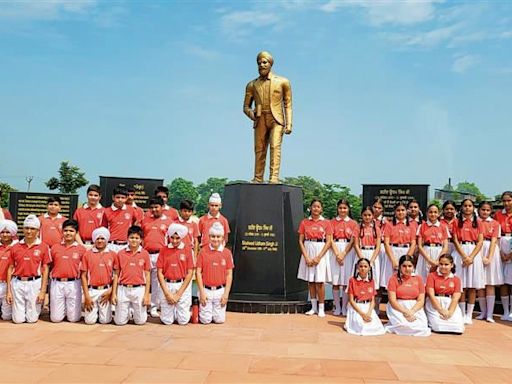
[330, 241, 348, 286]
[380, 246, 409, 289]
[297, 241, 331, 283]
[342, 248, 357, 286]
[416, 245, 443, 282]
[344, 302, 385, 336]
[385, 299, 431, 337]
[452, 243, 484, 289]
[482, 240, 504, 286]
[354, 248, 380, 289]
[425, 297, 464, 334]
[500, 236, 512, 285]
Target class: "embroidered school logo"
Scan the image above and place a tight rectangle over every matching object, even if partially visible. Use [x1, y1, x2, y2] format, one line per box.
[108, 260, 113, 266]
[221, 259, 226, 266]
[160, 224, 167, 231]
[138, 259, 144, 266]
[33, 249, 41, 257]
[97, 213, 102, 219]
[449, 282, 455, 288]
[124, 213, 131, 220]
[72, 253, 79, 259]
[179, 254, 186, 261]
[368, 287, 373, 293]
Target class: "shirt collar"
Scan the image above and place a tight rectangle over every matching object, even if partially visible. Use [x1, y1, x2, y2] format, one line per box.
[437, 269, 454, 278]
[111, 204, 127, 211]
[92, 246, 109, 253]
[426, 220, 440, 227]
[209, 244, 225, 252]
[83, 203, 102, 209]
[178, 215, 190, 223]
[463, 216, 475, 222]
[125, 245, 143, 254]
[167, 242, 185, 250]
[207, 212, 220, 219]
[336, 216, 350, 222]
[1, 239, 19, 248]
[20, 238, 42, 245]
[397, 219, 407, 224]
[61, 241, 79, 247]
[308, 215, 325, 221]
[44, 213, 62, 219]
[356, 274, 370, 282]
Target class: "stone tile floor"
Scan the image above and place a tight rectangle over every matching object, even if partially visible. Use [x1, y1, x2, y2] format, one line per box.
[1, 310, 512, 383]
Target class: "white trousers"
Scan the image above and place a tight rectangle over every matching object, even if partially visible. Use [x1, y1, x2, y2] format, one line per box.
[150, 253, 161, 309]
[50, 280, 82, 323]
[84, 287, 112, 324]
[114, 285, 147, 325]
[0, 282, 12, 320]
[200, 287, 226, 324]
[10, 278, 42, 324]
[159, 281, 192, 325]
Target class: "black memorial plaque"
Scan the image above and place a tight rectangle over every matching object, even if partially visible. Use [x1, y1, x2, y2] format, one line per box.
[99, 176, 164, 210]
[222, 183, 307, 311]
[362, 184, 429, 218]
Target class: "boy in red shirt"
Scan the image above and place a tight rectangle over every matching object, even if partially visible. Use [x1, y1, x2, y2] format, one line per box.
[49, 219, 87, 323]
[126, 186, 145, 224]
[196, 222, 234, 324]
[141, 197, 174, 317]
[6, 215, 51, 323]
[144, 186, 179, 220]
[73, 184, 104, 248]
[157, 223, 195, 325]
[111, 225, 151, 325]
[39, 196, 67, 247]
[81, 227, 116, 324]
[198, 193, 230, 247]
[101, 186, 137, 252]
[175, 199, 200, 261]
[0, 220, 18, 321]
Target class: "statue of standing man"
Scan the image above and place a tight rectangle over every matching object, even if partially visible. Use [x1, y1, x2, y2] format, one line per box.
[243, 51, 292, 184]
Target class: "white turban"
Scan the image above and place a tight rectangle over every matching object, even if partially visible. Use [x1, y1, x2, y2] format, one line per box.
[209, 222, 224, 236]
[23, 214, 40, 229]
[92, 227, 110, 243]
[0, 220, 18, 236]
[209, 193, 222, 204]
[167, 223, 188, 239]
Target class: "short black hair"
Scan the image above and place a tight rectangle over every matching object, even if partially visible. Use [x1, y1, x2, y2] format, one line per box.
[148, 197, 164, 207]
[47, 196, 62, 204]
[127, 225, 144, 238]
[180, 199, 194, 211]
[62, 219, 79, 232]
[87, 184, 101, 194]
[154, 186, 169, 196]
[126, 185, 135, 193]
[112, 186, 128, 196]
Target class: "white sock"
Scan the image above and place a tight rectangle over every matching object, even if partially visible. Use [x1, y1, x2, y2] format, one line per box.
[486, 295, 495, 319]
[318, 303, 325, 312]
[502, 296, 510, 317]
[341, 289, 348, 315]
[333, 289, 341, 312]
[459, 302, 466, 317]
[467, 303, 475, 319]
[309, 298, 318, 313]
[477, 297, 486, 319]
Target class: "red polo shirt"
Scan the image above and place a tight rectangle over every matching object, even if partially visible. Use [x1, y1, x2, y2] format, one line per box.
[81, 248, 116, 286]
[197, 245, 234, 286]
[387, 274, 424, 300]
[331, 216, 358, 240]
[145, 205, 179, 221]
[141, 214, 173, 253]
[417, 221, 450, 244]
[156, 243, 194, 280]
[0, 240, 18, 280]
[453, 217, 483, 242]
[9, 239, 51, 277]
[495, 209, 512, 235]
[348, 276, 376, 301]
[198, 213, 230, 246]
[101, 205, 136, 242]
[73, 204, 105, 242]
[426, 272, 462, 295]
[357, 222, 380, 247]
[384, 220, 418, 245]
[478, 217, 501, 240]
[440, 218, 458, 238]
[174, 216, 200, 249]
[39, 214, 67, 247]
[114, 247, 151, 285]
[298, 217, 333, 241]
[50, 242, 87, 279]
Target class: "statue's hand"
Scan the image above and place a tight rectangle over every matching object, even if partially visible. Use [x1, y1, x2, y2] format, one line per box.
[284, 126, 292, 134]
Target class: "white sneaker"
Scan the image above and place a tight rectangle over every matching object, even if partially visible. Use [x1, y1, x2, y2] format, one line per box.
[476, 313, 486, 320]
[150, 307, 159, 318]
[464, 315, 473, 325]
[332, 308, 341, 316]
[486, 316, 495, 323]
[305, 309, 316, 316]
[500, 313, 509, 321]
[318, 309, 326, 318]
[506, 313, 512, 322]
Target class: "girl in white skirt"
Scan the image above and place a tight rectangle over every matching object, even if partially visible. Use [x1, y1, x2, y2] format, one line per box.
[495, 191, 512, 321]
[417, 204, 450, 282]
[297, 199, 333, 318]
[476, 202, 503, 322]
[354, 207, 381, 289]
[372, 198, 387, 314]
[425, 254, 464, 334]
[452, 199, 484, 325]
[345, 258, 385, 336]
[385, 255, 431, 337]
[381, 203, 417, 290]
[330, 199, 358, 316]
[441, 200, 458, 256]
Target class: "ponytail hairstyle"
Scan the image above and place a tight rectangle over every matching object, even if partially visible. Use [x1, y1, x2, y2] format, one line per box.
[353, 257, 373, 282]
[372, 197, 385, 226]
[337, 198, 352, 219]
[392, 202, 409, 226]
[458, 198, 477, 228]
[438, 253, 456, 274]
[359, 206, 377, 239]
[408, 199, 423, 224]
[396, 254, 415, 284]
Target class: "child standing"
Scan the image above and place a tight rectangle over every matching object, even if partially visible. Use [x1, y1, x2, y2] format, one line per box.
[0, 220, 18, 320]
[175, 200, 200, 262]
[495, 191, 512, 321]
[198, 193, 230, 248]
[354, 207, 381, 290]
[101, 186, 137, 252]
[297, 199, 333, 317]
[441, 200, 458, 256]
[39, 196, 67, 248]
[73, 184, 104, 248]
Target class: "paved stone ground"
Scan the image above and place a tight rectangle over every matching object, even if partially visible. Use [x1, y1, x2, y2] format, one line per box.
[1, 310, 512, 383]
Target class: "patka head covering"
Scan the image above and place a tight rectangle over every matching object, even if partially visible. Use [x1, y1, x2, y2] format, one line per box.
[209, 222, 225, 236]
[209, 193, 222, 204]
[167, 223, 188, 239]
[92, 227, 110, 243]
[0, 220, 18, 236]
[23, 214, 40, 229]
[256, 51, 274, 65]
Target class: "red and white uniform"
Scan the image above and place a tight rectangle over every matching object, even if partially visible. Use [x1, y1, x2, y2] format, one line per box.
[198, 213, 230, 247]
[8, 239, 51, 323]
[129, 203, 145, 224]
[101, 205, 136, 251]
[425, 271, 464, 333]
[355, 222, 381, 288]
[113, 246, 151, 325]
[330, 216, 357, 286]
[73, 203, 104, 244]
[145, 204, 179, 221]
[0, 240, 18, 321]
[441, 217, 458, 254]
[39, 214, 66, 248]
[197, 244, 234, 324]
[81, 247, 116, 324]
[49, 242, 86, 323]
[157, 242, 194, 325]
[297, 217, 333, 283]
[416, 220, 450, 282]
[479, 217, 503, 286]
[452, 217, 484, 289]
[175, 216, 200, 259]
[495, 209, 512, 284]
[385, 274, 430, 337]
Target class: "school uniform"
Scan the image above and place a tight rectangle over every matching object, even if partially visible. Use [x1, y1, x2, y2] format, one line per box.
[49, 242, 86, 322]
[381, 220, 417, 289]
[297, 216, 333, 283]
[479, 217, 504, 286]
[38, 214, 66, 248]
[144, 204, 179, 221]
[197, 244, 234, 324]
[157, 242, 194, 325]
[0, 240, 18, 320]
[452, 218, 484, 289]
[129, 203, 145, 224]
[425, 271, 464, 333]
[344, 276, 385, 336]
[375, 216, 387, 287]
[8, 239, 51, 323]
[494, 209, 512, 284]
[416, 220, 450, 282]
[330, 216, 357, 286]
[113, 246, 151, 325]
[141, 214, 173, 311]
[81, 247, 116, 324]
[101, 205, 136, 252]
[175, 216, 200, 262]
[73, 203, 104, 247]
[385, 274, 430, 337]
[198, 213, 230, 247]
[355, 223, 381, 288]
[441, 218, 458, 256]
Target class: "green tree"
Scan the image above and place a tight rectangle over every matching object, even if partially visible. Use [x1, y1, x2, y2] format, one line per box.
[428, 199, 442, 210]
[283, 176, 324, 214]
[196, 177, 228, 215]
[0, 181, 16, 208]
[456, 181, 486, 202]
[166, 177, 199, 209]
[45, 161, 88, 194]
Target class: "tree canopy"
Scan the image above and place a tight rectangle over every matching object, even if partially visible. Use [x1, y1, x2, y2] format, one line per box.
[46, 161, 88, 194]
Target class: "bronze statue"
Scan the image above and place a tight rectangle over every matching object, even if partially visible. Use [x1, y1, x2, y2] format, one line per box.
[243, 51, 292, 184]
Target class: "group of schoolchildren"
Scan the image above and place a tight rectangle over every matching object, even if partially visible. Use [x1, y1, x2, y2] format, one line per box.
[297, 192, 512, 336]
[0, 184, 234, 326]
